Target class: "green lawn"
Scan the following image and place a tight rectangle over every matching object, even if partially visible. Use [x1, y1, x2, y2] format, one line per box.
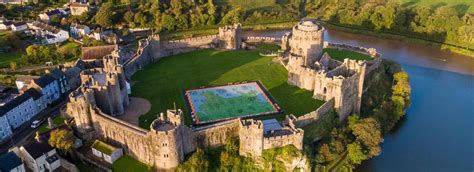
[37, 116, 64, 134]
[112, 155, 152, 172]
[0, 51, 23, 68]
[323, 48, 373, 62]
[131, 49, 324, 128]
[255, 43, 280, 52]
[399, 0, 473, 13]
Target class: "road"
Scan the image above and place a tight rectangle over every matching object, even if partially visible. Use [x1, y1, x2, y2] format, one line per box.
[0, 101, 67, 154]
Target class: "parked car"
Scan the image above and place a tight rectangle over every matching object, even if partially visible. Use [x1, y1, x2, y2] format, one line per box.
[30, 120, 42, 128]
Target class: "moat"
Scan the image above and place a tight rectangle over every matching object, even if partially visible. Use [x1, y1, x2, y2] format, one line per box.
[245, 29, 474, 171]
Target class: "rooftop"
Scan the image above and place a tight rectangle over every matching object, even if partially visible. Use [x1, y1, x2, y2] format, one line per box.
[0, 152, 22, 171]
[33, 74, 56, 88]
[22, 141, 54, 159]
[92, 140, 118, 155]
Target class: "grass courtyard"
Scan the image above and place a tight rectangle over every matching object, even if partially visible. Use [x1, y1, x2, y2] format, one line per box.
[323, 48, 373, 62]
[131, 49, 324, 128]
[112, 155, 152, 172]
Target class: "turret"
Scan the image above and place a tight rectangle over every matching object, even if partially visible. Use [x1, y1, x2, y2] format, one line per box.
[239, 119, 264, 157]
[149, 110, 186, 170]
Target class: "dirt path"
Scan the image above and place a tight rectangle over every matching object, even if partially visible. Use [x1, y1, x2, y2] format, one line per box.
[116, 97, 151, 126]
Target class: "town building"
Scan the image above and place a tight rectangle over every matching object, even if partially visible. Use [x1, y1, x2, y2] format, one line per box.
[0, 151, 25, 172]
[31, 74, 60, 105]
[69, 3, 89, 16]
[11, 22, 27, 32]
[0, 0, 28, 5]
[0, 114, 13, 142]
[70, 23, 90, 37]
[18, 141, 60, 172]
[28, 22, 70, 44]
[38, 9, 65, 23]
[0, 21, 12, 30]
[47, 68, 70, 97]
[0, 89, 40, 130]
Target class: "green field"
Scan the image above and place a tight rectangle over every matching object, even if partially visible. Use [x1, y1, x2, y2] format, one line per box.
[0, 51, 23, 68]
[323, 48, 373, 62]
[400, 0, 473, 13]
[37, 116, 64, 134]
[112, 155, 152, 172]
[131, 49, 324, 128]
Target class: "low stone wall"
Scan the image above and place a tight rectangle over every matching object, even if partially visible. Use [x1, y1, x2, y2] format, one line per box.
[293, 98, 335, 128]
[193, 119, 240, 148]
[323, 41, 381, 58]
[244, 36, 281, 43]
[263, 130, 304, 150]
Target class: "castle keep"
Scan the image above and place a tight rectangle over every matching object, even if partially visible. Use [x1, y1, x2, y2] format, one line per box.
[282, 21, 369, 119]
[63, 22, 381, 170]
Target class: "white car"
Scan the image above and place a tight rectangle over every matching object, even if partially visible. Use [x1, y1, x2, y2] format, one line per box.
[30, 120, 41, 128]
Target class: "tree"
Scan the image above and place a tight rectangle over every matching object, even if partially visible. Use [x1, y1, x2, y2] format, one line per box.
[48, 129, 76, 154]
[124, 10, 135, 27]
[9, 62, 17, 71]
[350, 117, 382, 157]
[220, 8, 241, 25]
[347, 142, 367, 165]
[4, 32, 21, 49]
[94, 2, 114, 28]
[316, 144, 335, 163]
[161, 13, 176, 30]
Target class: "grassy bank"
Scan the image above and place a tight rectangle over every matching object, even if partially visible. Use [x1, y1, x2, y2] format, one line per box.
[131, 49, 323, 128]
[323, 22, 474, 57]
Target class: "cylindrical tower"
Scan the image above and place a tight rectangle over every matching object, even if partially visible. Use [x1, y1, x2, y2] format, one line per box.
[288, 20, 325, 67]
[149, 111, 185, 170]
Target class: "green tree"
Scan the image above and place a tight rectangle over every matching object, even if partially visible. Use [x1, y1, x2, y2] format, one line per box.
[124, 10, 135, 27]
[220, 8, 241, 25]
[347, 142, 367, 165]
[94, 2, 114, 28]
[161, 13, 176, 30]
[350, 117, 382, 157]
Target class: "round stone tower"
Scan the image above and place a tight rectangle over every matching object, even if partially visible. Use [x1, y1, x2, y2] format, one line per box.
[149, 110, 185, 170]
[287, 20, 325, 67]
[66, 87, 96, 133]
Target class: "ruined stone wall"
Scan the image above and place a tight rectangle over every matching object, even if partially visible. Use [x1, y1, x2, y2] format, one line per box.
[193, 119, 240, 148]
[89, 108, 195, 170]
[263, 130, 304, 151]
[292, 98, 335, 128]
[323, 42, 381, 58]
[244, 36, 281, 43]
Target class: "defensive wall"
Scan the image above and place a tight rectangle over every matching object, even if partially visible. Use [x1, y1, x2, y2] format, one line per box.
[289, 98, 335, 128]
[193, 119, 240, 148]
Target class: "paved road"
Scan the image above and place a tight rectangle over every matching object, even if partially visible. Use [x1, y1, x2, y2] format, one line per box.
[0, 101, 67, 154]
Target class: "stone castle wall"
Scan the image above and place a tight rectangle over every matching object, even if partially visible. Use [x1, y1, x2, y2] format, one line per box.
[263, 130, 304, 151]
[291, 98, 335, 128]
[244, 36, 281, 43]
[193, 119, 240, 148]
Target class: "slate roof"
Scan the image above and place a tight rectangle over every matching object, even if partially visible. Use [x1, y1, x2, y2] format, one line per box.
[48, 68, 66, 80]
[12, 22, 26, 27]
[24, 88, 43, 100]
[33, 74, 56, 88]
[262, 119, 282, 134]
[45, 9, 61, 16]
[0, 91, 33, 116]
[65, 67, 81, 79]
[0, 152, 22, 171]
[22, 141, 54, 159]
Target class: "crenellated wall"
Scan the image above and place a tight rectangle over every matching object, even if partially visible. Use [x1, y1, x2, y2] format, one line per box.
[291, 98, 335, 128]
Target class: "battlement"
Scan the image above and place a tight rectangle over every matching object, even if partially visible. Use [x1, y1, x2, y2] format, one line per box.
[150, 109, 184, 133]
[240, 119, 263, 129]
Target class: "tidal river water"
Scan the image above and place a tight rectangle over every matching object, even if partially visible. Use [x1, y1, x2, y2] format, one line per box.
[243, 29, 474, 171]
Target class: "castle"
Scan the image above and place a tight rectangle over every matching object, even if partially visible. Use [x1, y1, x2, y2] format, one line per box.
[282, 21, 367, 120]
[63, 21, 381, 170]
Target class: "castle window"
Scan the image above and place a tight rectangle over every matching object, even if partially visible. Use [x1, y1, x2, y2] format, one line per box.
[323, 87, 327, 94]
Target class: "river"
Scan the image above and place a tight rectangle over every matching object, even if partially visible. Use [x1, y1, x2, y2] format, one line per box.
[243, 29, 474, 171]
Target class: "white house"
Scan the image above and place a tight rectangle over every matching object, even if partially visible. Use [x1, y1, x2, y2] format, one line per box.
[0, 151, 25, 172]
[70, 23, 90, 37]
[28, 22, 69, 44]
[31, 74, 61, 105]
[0, 21, 12, 30]
[11, 22, 27, 32]
[38, 9, 64, 23]
[1, 91, 39, 130]
[92, 140, 123, 164]
[19, 142, 60, 172]
[0, 0, 29, 5]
